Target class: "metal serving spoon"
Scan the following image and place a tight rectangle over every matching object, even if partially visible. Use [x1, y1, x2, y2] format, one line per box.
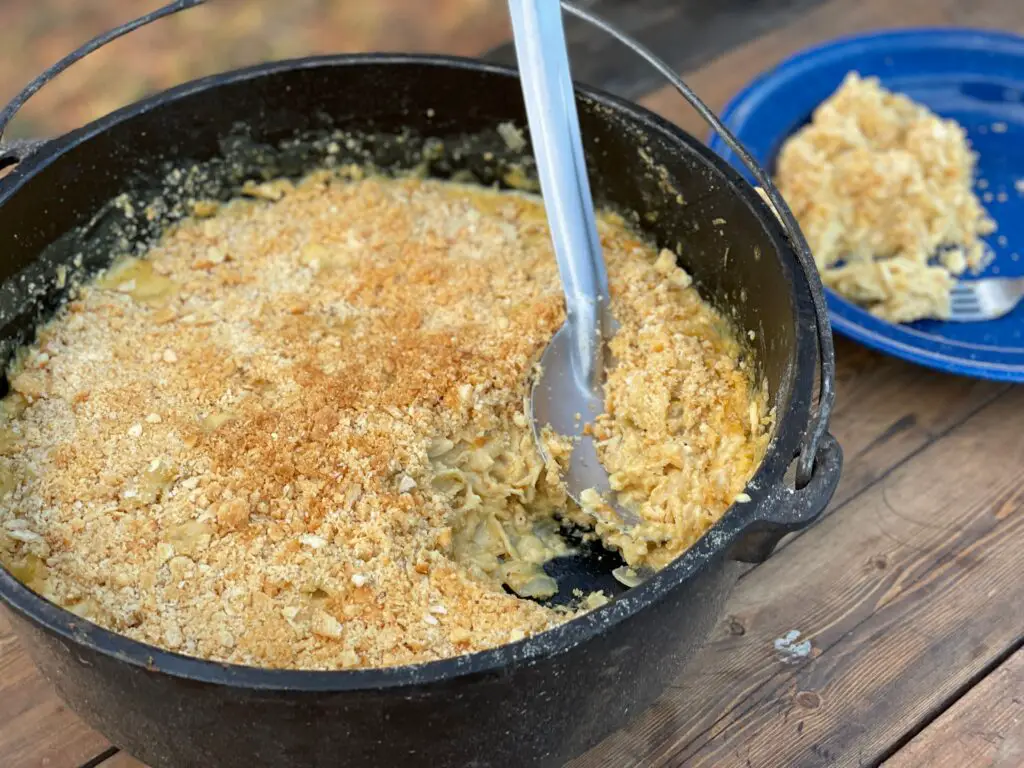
[508, 0, 639, 529]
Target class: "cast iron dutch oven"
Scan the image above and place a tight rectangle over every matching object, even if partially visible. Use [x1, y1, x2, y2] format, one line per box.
[0, 2, 842, 766]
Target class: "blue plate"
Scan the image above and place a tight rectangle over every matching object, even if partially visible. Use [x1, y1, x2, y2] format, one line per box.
[709, 29, 1024, 381]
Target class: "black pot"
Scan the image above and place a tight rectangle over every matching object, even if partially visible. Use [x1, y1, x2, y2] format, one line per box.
[0, 49, 841, 768]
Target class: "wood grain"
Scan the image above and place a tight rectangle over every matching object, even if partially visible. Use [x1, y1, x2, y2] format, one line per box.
[885, 648, 1024, 768]
[96, 751, 145, 768]
[818, 341, 1005, 513]
[0, 610, 110, 768]
[761, 341, 1008, 564]
[640, 0, 1024, 138]
[575, 387, 1024, 767]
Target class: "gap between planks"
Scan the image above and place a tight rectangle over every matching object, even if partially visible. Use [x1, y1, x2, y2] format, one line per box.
[882, 646, 1024, 768]
[79, 746, 120, 768]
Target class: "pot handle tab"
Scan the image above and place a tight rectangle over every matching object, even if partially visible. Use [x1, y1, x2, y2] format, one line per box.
[561, 1, 836, 491]
[0, 0, 208, 174]
[728, 433, 843, 563]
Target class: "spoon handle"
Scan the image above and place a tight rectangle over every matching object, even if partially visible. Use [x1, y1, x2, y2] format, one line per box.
[509, 0, 609, 390]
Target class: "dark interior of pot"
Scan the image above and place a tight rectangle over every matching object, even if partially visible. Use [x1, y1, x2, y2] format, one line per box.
[0, 56, 815, 768]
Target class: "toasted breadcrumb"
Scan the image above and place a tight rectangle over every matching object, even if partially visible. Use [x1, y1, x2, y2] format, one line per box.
[0, 173, 767, 669]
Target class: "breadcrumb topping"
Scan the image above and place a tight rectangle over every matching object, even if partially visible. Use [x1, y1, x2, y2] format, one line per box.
[587, 249, 769, 569]
[0, 172, 766, 669]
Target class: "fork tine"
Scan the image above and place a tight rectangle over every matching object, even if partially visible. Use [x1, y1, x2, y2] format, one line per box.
[946, 292, 978, 305]
[950, 288, 979, 299]
[946, 277, 1024, 322]
[950, 295, 980, 307]
[948, 282, 986, 321]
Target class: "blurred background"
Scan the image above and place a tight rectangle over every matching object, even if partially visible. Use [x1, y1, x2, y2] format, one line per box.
[1, 0, 510, 139]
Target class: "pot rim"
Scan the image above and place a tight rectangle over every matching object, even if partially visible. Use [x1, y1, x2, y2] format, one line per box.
[0, 52, 816, 692]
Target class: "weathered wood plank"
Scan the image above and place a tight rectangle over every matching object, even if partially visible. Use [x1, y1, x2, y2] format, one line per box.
[884, 648, 1024, 768]
[575, 387, 1024, 767]
[0, 609, 110, 768]
[821, 341, 1005, 513]
[762, 344, 1008, 565]
[96, 750, 145, 768]
[640, 0, 1024, 138]
[483, 0, 832, 99]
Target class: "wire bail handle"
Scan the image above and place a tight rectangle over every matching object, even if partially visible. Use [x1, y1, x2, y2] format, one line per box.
[0, 0, 834, 489]
[0, 0, 209, 161]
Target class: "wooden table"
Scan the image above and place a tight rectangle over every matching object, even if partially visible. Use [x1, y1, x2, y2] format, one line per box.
[3, 1, 1023, 766]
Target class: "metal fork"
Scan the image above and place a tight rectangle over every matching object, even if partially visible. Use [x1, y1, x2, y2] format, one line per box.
[948, 277, 1024, 322]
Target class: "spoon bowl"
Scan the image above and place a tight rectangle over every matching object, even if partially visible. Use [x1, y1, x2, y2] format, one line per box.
[509, 0, 639, 528]
[530, 322, 643, 530]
